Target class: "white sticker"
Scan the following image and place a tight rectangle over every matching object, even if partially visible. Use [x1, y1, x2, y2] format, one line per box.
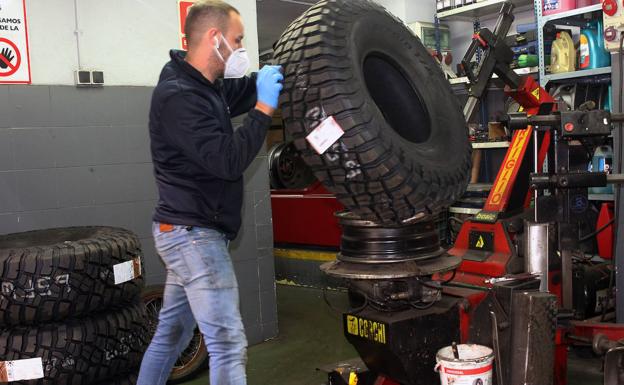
[0, 357, 44, 381]
[113, 257, 142, 285]
[305, 116, 345, 155]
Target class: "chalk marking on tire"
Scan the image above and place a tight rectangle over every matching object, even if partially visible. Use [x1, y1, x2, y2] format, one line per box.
[0, 357, 44, 381]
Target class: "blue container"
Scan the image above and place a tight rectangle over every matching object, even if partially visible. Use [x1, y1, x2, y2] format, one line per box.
[605, 85, 612, 111]
[589, 145, 614, 195]
[579, 20, 611, 70]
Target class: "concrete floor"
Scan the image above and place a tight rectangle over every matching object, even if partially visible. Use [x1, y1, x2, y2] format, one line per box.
[181, 284, 604, 385]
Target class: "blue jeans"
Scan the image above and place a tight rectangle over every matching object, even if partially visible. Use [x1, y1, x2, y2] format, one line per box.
[137, 223, 247, 385]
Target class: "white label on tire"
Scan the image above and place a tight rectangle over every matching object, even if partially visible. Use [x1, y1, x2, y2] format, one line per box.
[113, 257, 142, 285]
[306, 116, 344, 155]
[0, 357, 44, 381]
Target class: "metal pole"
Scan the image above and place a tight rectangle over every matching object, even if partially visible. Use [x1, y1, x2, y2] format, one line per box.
[525, 221, 549, 292]
[612, 50, 624, 323]
[534, 128, 539, 221]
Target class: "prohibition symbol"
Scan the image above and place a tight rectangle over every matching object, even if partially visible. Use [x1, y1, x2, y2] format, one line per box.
[0, 38, 21, 77]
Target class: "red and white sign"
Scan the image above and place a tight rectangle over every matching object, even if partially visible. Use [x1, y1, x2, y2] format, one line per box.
[178, 0, 196, 51]
[0, 0, 30, 84]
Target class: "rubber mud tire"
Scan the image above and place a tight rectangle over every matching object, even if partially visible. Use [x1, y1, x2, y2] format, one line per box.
[0, 301, 149, 385]
[95, 372, 137, 385]
[274, 0, 471, 224]
[0, 227, 144, 326]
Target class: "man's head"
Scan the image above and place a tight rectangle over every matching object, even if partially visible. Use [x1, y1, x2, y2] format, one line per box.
[184, 0, 245, 79]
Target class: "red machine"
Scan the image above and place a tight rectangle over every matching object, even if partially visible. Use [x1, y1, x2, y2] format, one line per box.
[271, 181, 343, 248]
[272, 2, 624, 384]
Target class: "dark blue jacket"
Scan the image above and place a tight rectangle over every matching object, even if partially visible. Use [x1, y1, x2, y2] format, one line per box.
[150, 50, 271, 239]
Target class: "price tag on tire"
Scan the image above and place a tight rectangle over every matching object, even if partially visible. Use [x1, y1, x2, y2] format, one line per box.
[306, 116, 344, 154]
[0, 358, 44, 381]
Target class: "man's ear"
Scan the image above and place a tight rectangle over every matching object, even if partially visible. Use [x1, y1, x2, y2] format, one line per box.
[206, 27, 220, 48]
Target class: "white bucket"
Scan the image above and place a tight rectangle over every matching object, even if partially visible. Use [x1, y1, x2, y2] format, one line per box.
[435, 344, 494, 385]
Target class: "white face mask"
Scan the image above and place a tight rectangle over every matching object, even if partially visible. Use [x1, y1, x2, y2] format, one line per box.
[214, 34, 250, 79]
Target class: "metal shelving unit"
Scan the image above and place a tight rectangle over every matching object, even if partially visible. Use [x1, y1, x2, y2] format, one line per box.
[540, 2, 603, 24]
[437, 0, 534, 21]
[536, 1, 606, 87]
[472, 141, 511, 149]
[588, 193, 615, 201]
[449, 66, 539, 85]
[542, 66, 612, 83]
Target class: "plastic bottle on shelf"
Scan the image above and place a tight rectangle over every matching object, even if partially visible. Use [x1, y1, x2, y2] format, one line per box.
[551, 31, 576, 73]
[589, 145, 614, 195]
[579, 20, 611, 69]
[518, 54, 539, 67]
[543, 0, 576, 16]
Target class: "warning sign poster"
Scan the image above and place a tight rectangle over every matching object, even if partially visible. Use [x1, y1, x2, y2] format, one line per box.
[0, 0, 30, 84]
[178, 0, 195, 50]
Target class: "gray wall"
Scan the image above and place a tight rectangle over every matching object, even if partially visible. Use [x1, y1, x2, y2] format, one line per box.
[0, 84, 277, 344]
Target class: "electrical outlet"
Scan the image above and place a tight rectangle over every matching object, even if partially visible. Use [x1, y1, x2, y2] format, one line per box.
[74, 70, 104, 87]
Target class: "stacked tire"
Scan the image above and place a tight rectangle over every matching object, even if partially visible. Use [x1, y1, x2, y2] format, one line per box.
[0, 227, 148, 384]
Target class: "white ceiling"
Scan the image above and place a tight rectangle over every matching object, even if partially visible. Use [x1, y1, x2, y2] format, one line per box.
[256, 0, 316, 53]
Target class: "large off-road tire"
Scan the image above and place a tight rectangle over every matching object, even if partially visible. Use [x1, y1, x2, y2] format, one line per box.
[274, 0, 471, 224]
[0, 227, 144, 326]
[142, 285, 209, 384]
[0, 301, 149, 385]
[96, 372, 137, 385]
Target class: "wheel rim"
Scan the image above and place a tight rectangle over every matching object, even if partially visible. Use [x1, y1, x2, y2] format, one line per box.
[173, 330, 203, 370]
[143, 292, 206, 378]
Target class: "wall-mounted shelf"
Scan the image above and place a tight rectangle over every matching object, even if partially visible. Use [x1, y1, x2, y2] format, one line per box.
[437, 0, 535, 21]
[472, 141, 511, 149]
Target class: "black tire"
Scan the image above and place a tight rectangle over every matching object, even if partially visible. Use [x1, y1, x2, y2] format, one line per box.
[274, 0, 471, 224]
[142, 285, 209, 384]
[96, 372, 137, 385]
[0, 301, 149, 385]
[0, 226, 144, 326]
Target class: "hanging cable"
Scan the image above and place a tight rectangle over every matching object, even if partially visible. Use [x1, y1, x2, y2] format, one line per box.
[579, 218, 615, 242]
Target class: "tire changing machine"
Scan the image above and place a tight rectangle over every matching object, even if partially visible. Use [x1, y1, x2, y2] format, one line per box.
[319, 3, 624, 385]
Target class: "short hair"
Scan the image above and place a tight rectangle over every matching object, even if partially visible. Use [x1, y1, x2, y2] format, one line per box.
[185, 0, 240, 48]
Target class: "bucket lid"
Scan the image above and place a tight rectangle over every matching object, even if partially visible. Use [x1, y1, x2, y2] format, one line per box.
[436, 344, 494, 363]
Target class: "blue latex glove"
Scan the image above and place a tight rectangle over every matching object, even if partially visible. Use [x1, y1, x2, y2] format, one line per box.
[256, 65, 284, 109]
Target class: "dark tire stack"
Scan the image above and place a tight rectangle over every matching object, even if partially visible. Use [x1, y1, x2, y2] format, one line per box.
[0, 227, 149, 385]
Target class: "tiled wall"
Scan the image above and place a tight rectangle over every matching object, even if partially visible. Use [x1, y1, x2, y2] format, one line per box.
[0, 85, 277, 343]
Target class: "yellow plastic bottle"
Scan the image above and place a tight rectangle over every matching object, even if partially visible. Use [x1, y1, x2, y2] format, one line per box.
[550, 31, 575, 74]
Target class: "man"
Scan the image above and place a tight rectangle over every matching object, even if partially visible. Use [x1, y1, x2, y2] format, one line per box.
[137, 1, 283, 384]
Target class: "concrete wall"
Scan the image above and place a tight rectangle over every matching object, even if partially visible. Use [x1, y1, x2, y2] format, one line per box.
[25, 0, 260, 86]
[0, 0, 277, 344]
[375, 0, 437, 23]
